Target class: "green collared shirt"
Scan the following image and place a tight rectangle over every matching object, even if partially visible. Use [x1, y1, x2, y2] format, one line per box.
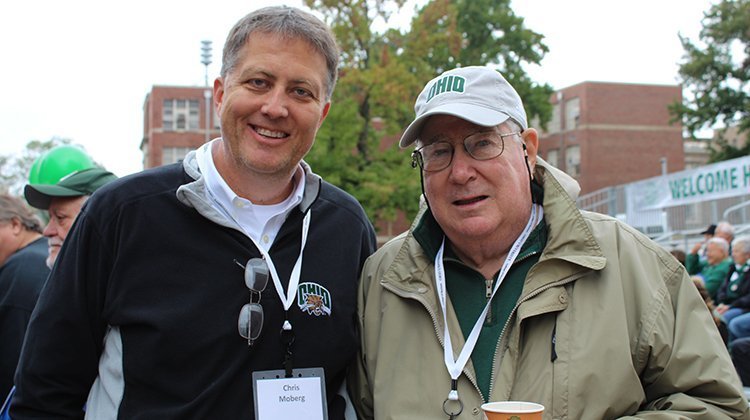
[413, 208, 548, 401]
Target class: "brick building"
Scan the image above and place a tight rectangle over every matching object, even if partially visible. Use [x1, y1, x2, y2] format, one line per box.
[536, 82, 685, 195]
[141, 85, 220, 168]
[139, 81, 694, 242]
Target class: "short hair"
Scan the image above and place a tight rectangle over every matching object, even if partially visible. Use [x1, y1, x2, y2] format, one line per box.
[220, 6, 339, 101]
[503, 118, 523, 134]
[732, 235, 750, 254]
[716, 221, 735, 238]
[670, 249, 686, 266]
[0, 194, 43, 233]
[707, 237, 730, 254]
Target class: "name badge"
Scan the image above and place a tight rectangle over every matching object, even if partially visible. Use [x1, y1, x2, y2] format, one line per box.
[252, 368, 328, 420]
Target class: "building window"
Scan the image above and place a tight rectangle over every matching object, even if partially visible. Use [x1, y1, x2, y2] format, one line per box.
[548, 103, 561, 134]
[163, 101, 173, 130]
[565, 97, 580, 130]
[141, 140, 149, 170]
[547, 149, 559, 168]
[188, 100, 200, 130]
[163, 99, 200, 131]
[162, 147, 192, 165]
[565, 145, 580, 177]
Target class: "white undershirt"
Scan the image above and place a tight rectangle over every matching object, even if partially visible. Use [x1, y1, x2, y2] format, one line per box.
[196, 141, 304, 252]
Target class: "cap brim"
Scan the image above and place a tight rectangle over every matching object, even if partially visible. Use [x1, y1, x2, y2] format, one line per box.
[399, 103, 512, 148]
[24, 184, 85, 210]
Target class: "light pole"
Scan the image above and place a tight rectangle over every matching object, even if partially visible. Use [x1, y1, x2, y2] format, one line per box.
[201, 40, 213, 143]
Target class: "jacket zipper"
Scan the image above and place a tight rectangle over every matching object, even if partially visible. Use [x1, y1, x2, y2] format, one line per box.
[487, 265, 585, 399]
[381, 282, 486, 401]
[485, 278, 493, 325]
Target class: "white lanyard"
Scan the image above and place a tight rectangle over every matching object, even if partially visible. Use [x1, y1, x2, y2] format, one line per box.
[203, 170, 310, 327]
[434, 204, 542, 402]
[254, 210, 311, 316]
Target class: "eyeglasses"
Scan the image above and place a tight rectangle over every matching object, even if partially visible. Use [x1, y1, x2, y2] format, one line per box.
[236, 258, 270, 346]
[411, 131, 520, 172]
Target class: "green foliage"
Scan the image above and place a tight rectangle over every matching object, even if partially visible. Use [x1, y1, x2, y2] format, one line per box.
[671, 0, 750, 162]
[403, 0, 553, 128]
[708, 136, 750, 162]
[0, 137, 73, 196]
[304, 0, 552, 234]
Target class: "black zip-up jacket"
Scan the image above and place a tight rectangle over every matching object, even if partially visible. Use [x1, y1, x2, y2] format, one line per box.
[12, 154, 376, 419]
[716, 264, 750, 308]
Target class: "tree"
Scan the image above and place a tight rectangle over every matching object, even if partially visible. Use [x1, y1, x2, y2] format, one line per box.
[0, 137, 73, 196]
[303, 0, 552, 233]
[304, 0, 423, 231]
[671, 0, 750, 162]
[403, 0, 553, 129]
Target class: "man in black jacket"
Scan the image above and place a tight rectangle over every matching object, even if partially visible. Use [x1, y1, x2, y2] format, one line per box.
[11, 6, 376, 419]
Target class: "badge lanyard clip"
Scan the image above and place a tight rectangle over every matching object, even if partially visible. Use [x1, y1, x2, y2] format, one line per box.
[281, 317, 295, 378]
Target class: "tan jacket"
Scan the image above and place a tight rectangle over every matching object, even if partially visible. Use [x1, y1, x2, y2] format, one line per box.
[352, 161, 749, 419]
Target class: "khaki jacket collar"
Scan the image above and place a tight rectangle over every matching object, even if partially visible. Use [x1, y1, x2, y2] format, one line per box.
[380, 159, 607, 309]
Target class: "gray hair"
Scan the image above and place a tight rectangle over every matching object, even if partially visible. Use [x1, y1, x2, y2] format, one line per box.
[0, 194, 43, 234]
[707, 237, 730, 254]
[220, 6, 339, 101]
[732, 235, 750, 254]
[716, 221, 735, 238]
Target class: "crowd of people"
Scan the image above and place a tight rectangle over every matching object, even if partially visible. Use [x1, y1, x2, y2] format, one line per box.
[0, 5, 748, 419]
[677, 221, 750, 389]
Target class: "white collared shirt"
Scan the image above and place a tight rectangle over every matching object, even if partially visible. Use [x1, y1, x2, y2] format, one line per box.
[196, 140, 305, 252]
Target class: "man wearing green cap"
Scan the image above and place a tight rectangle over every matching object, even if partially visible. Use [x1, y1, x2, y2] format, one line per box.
[24, 167, 117, 268]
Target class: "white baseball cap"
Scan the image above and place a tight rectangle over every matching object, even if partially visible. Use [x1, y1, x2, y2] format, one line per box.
[399, 66, 528, 148]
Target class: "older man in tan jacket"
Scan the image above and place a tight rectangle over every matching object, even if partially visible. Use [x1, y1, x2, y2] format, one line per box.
[352, 66, 749, 419]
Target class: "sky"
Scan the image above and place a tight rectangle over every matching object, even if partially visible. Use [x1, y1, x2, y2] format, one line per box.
[0, 0, 715, 178]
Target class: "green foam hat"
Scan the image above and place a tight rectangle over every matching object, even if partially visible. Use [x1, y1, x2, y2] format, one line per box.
[28, 145, 95, 185]
[24, 167, 118, 210]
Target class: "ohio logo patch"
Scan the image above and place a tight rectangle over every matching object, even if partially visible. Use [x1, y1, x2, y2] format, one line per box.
[297, 282, 332, 316]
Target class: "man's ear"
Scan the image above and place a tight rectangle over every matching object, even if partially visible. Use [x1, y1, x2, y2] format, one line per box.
[521, 128, 539, 171]
[9, 217, 23, 235]
[213, 77, 225, 116]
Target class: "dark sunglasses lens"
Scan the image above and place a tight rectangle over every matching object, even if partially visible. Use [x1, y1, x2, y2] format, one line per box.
[245, 258, 270, 292]
[238, 303, 264, 341]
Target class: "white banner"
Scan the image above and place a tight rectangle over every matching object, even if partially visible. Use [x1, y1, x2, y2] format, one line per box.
[627, 156, 750, 211]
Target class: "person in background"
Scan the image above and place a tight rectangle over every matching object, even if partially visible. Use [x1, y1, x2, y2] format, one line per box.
[688, 237, 734, 300]
[731, 337, 750, 387]
[715, 236, 750, 327]
[24, 167, 118, 268]
[11, 6, 376, 419]
[670, 248, 686, 266]
[696, 224, 717, 262]
[692, 275, 728, 343]
[0, 195, 49, 398]
[717, 236, 750, 343]
[716, 221, 736, 249]
[351, 66, 748, 419]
